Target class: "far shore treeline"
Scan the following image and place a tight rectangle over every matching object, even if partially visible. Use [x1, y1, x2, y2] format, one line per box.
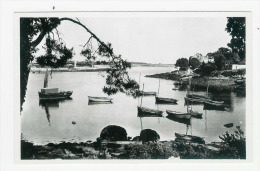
[174, 17, 245, 76]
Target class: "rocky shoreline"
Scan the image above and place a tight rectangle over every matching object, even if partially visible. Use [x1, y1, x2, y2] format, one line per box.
[146, 73, 244, 93]
[21, 125, 246, 160]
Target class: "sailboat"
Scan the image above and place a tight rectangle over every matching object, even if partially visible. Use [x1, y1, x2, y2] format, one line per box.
[38, 68, 73, 99]
[155, 80, 178, 104]
[137, 73, 157, 96]
[137, 84, 163, 117]
[166, 110, 191, 119]
[203, 80, 226, 111]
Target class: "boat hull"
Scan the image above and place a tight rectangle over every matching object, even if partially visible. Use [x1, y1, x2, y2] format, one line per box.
[137, 91, 157, 96]
[137, 106, 163, 117]
[175, 133, 205, 144]
[184, 97, 205, 105]
[186, 94, 209, 99]
[88, 96, 113, 102]
[166, 110, 191, 119]
[234, 79, 245, 85]
[166, 115, 191, 125]
[155, 97, 178, 104]
[190, 111, 203, 119]
[38, 91, 73, 99]
[204, 101, 226, 111]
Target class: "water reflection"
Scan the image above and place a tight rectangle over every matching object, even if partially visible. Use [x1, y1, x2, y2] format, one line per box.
[234, 85, 246, 97]
[137, 111, 162, 131]
[39, 98, 73, 126]
[137, 113, 163, 118]
[21, 68, 246, 144]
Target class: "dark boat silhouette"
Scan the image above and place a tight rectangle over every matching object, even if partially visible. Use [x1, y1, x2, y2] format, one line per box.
[38, 68, 73, 99]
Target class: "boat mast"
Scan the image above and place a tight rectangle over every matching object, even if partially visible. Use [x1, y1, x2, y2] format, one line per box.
[43, 67, 49, 88]
[138, 73, 141, 105]
[158, 79, 160, 96]
[187, 67, 191, 112]
[140, 83, 144, 107]
[139, 73, 141, 89]
[140, 117, 143, 131]
[206, 78, 209, 99]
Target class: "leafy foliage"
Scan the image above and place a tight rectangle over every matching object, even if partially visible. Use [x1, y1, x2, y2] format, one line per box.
[175, 58, 189, 68]
[226, 17, 246, 61]
[98, 42, 113, 57]
[36, 36, 74, 68]
[189, 57, 201, 69]
[20, 18, 62, 109]
[219, 126, 246, 159]
[194, 62, 217, 76]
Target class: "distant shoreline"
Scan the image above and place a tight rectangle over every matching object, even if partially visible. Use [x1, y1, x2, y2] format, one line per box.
[30, 64, 174, 73]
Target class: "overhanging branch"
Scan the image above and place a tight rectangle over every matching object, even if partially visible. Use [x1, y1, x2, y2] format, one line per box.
[59, 17, 114, 57]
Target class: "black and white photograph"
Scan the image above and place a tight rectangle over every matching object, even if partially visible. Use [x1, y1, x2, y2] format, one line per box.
[17, 12, 249, 161]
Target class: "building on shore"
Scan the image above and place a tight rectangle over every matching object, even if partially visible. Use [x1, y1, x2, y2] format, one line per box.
[232, 64, 246, 70]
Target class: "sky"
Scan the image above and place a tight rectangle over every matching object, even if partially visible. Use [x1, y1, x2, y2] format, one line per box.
[37, 16, 232, 64]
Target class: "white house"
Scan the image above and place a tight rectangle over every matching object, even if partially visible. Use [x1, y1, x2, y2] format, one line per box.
[232, 64, 246, 70]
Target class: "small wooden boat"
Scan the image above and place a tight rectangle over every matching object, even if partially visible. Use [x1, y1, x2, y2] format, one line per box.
[156, 79, 178, 104]
[166, 115, 191, 125]
[184, 97, 205, 104]
[175, 133, 205, 144]
[166, 110, 191, 119]
[208, 100, 224, 104]
[138, 112, 163, 118]
[88, 96, 113, 102]
[38, 90, 73, 99]
[205, 142, 224, 151]
[224, 123, 234, 128]
[190, 110, 203, 119]
[156, 96, 178, 104]
[38, 68, 73, 100]
[88, 101, 113, 105]
[204, 101, 226, 110]
[172, 88, 179, 90]
[137, 106, 163, 116]
[173, 81, 186, 86]
[137, 91, 157, 96]
[234, 79, 245, 85]
[186, 94, 209, 99]
[185, 96, 224, 104]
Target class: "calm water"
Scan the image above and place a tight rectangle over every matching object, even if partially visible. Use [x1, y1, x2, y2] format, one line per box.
[21, 67, 246, 145]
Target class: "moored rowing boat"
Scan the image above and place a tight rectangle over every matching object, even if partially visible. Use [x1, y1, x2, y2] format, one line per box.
[137, 91, 157, 96]
[156, 96, 178, 104]
[166, 110, 191, 119]
[88, 96, 113, 102]
[175, 133, 205, 144]
[137, 106, 163, 116]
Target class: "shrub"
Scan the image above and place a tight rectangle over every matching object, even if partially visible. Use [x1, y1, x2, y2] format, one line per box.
[219, 126, 246, 159]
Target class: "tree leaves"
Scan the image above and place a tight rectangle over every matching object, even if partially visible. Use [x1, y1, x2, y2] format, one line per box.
[225, 17, 246, 61]
[36, 36, 74, 68]
[175, 58, 189, 68]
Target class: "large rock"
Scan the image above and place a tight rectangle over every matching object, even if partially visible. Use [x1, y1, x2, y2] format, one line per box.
[100, 125, 127, 141]
[140, 129, 160, 142]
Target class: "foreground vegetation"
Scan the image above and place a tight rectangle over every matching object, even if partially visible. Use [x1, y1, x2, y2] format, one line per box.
[21, 126, 245, 160]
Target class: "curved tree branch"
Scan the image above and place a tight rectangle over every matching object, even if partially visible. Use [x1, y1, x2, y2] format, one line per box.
[32, 17, 114, 58]
[59, 17, 114, 56]
[31, 29, 50, 47]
